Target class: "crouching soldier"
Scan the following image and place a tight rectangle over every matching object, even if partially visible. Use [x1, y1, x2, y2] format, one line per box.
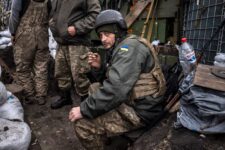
[69, 10, 167, 150]
[9, 0, 51, 105]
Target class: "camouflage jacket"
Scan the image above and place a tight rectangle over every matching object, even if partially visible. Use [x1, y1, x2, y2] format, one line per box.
[81, 35, 165, 124]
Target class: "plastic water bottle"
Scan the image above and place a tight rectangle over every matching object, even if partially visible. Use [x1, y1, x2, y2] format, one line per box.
[179, 38, 196, 76]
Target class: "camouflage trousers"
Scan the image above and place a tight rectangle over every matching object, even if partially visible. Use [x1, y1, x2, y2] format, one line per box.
[55, 45, 90, 96]
[74, 93, 144, 150]
[14, 27, 49, 98]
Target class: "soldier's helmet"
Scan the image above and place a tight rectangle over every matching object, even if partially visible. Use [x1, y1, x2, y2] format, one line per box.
[95, 9, 127, 32]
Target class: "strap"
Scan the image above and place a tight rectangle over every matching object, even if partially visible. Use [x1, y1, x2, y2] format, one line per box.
[20, 0, 31, 17]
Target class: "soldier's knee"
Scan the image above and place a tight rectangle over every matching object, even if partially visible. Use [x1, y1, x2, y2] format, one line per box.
[74, 119, 92, 140]
[16, 62, 31, 72]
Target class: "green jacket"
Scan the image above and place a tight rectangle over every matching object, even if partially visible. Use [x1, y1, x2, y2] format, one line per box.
[49, 0, 101, 45]
[81, 35, 164, 124]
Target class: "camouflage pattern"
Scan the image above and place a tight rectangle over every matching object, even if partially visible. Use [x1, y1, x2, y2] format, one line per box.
[75, 82, 144, 149]
[0, 0, 11, 30]
[74, 103, 144, 150]
[54, 45, 91, 96]
[13, 0, 49, 98]
[75, 34, 166, 149]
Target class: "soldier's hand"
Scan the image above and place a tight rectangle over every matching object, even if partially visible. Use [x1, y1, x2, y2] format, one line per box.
[88, 52, 101, 69]
[68, 26, 76, 36]
[69, 106, 83, 122]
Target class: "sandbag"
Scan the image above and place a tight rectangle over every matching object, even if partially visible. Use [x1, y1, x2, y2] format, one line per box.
[0, 29, 11, 38]
[48, 29, 57, 59]
[0, 44, 8, 49]
[0, 91, 24, 121]
[0, 37, 11, 45]
[177, 85, 225, 134]
[0, 118, 31, 150]
[0, 81, 7, 105]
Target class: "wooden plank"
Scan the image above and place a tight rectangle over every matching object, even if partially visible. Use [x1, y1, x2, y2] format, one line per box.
[169, 101, 180, 113]
[193, 64, 225, 92]
[125, 0, 152, 28]
[147, 0, 158, 41]
[141, 0, 155, 38]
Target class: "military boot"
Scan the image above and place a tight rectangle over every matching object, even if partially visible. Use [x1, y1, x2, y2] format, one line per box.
[24, 96, 35, 105]
[36, 96, 46, 105]
[50, 90, 72, 109]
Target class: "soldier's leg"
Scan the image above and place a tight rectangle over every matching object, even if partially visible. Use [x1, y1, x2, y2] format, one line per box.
[14, 32, 36, 103]
[74, 104, 144, 150]
[34, 40, 49, 104]
[34, 28, 49, 105]
[69, 45, 91, 100]
[55, 45, 72, 89]
[51, 45, 72, 109]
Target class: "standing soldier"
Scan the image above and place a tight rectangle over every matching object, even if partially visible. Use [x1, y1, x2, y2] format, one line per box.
[0, 0, 12, 30]
[69, 10, 166, 149]
[9, 0, 51, 105]
[49, 0, 101, 109]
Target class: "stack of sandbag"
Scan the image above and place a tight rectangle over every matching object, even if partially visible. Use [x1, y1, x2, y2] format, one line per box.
[0, 29, 12, 49]
[0, 80, 31, 150]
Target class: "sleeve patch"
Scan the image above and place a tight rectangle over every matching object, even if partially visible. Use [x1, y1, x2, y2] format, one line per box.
[120, 45, 129, 51]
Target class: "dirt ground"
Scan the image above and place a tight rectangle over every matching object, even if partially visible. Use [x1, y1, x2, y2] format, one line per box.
[131, 114, 225, 150]
[2, 48, 225, 150]
[23, 95, 225, 150]
[24, 95, 84, 150]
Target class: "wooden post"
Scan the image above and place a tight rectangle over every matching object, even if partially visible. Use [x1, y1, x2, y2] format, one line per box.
[147, 0, 159, 41]
[141, 0, 155, 38]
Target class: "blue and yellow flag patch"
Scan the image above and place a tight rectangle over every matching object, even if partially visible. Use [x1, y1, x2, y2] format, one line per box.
[120, 45, 129, 51]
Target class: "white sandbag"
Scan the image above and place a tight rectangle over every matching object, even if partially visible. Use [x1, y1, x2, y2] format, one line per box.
[49, 37, 57, 50]
[0, 118, 31, 150]
[0, 44, 8, 49]
[0, 91, 24, 121]
[0, 81, 7, 105]
[152, 39, 160, 46]
[50, 49, 56, 58]
[0, 37, 11, 45]
[0, 29, 11, 38]
[7, 42, 12, 46]
[214, 53, 225, 63]
[48, 28, 57, 59]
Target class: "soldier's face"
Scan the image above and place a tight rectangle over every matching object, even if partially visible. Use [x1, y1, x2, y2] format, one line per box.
[99, 32, 116, 49]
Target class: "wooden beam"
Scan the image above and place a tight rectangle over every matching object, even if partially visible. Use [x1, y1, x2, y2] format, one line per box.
[147, 0, 159, 41]
[125, 0, 152, 28]
[141, 0, 155, 38]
